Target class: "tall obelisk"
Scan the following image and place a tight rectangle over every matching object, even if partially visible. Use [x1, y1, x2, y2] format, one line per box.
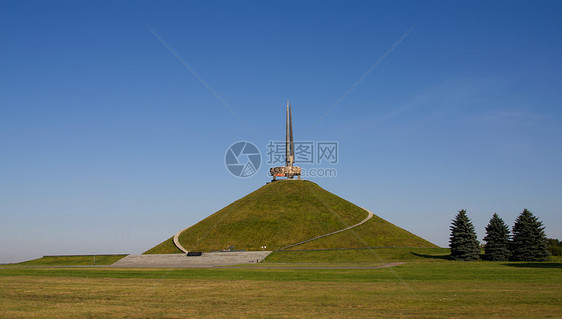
[270, 101, 301, 180]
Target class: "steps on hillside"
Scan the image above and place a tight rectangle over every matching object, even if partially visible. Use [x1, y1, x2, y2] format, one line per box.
[112, 251, 272, 268]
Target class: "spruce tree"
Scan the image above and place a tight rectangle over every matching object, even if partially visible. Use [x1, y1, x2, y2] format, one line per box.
[546, 239, 561, 256]
[483, 213, 510, 261]
[449, 209, 480, 261]
[511, 209, 550, 261]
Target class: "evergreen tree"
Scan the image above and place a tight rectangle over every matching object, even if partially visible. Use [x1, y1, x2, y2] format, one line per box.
[449, 209, 480, 261]
[546, 238, 562, 257]
[483, 213, 511, 261]
[511, 209, 550, 261]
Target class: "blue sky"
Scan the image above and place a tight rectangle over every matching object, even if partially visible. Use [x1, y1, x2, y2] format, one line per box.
[1, 1, 561, 263]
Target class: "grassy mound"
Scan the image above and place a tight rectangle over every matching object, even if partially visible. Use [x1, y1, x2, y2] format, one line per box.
[145, 180, 436, 253]
[144, 237, 181, 254]
[288, 214, 437, 250]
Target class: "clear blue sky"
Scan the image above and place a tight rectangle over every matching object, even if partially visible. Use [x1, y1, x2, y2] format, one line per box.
[1, 1, 561, 263]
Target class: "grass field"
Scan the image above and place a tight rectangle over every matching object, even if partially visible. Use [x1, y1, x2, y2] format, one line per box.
[7, 255, 127, 266]
[266, 247, 451, 264]
[1, 250, 560, 318]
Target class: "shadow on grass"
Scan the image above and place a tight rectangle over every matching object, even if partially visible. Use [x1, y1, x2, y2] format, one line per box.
[410, 252, 451, 260]
[503, 262, 562, 269]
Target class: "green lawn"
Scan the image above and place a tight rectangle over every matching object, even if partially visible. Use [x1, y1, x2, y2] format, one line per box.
[9, 254, 127, 266]
[1, 257, 560, 318]
[266, 247, 451, 264]
[1, 249, 560, 318]
[1, 259, 560, 282]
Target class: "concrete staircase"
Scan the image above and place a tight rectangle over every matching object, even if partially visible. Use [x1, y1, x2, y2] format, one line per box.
[112, 251, 272, 268]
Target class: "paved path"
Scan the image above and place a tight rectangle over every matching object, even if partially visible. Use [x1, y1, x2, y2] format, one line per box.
[111, 251, 272, 268]
[173, 226, 190, 253]
[279, 207, 374, 250]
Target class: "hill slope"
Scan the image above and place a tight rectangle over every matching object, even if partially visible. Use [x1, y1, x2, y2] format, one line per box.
[144, 180, 435, 254]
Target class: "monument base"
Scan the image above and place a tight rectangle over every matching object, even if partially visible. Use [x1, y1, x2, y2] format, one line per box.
[270, 166, 301, 180]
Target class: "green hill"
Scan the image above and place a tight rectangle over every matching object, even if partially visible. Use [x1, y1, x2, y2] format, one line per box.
[144, 180, 436, 254]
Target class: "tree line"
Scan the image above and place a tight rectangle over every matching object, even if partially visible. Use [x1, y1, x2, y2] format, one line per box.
[449, 209, 553, 261]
